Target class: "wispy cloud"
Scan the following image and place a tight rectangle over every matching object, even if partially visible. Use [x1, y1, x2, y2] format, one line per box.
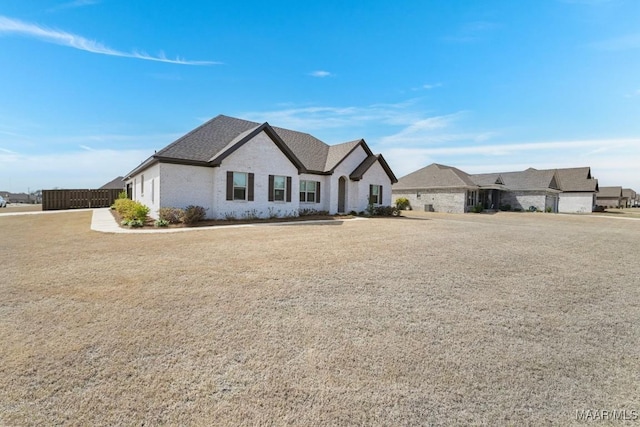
[412, 83, 443, 91]
[240, 100, 426, 134]
[0, 15, 218, 65]
[309, 70, 333, 78]
[48, 0, 101, 12]
[442, 21, 498, 43]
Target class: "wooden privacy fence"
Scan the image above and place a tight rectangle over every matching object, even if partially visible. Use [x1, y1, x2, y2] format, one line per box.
[42, 189, 122, 211]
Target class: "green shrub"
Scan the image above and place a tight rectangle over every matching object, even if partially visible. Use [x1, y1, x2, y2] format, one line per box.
[182, 205, 207, 224]
[528, 206, 538, 212]
[373, 206, 397, 216]
[117, 191, 128, 199]
[471, 204, 483, 213]
[154, 219, 169, 227]
[545, 206, 553, 213]
[159, 207, 184, 224]
[121, 218, 144, 227]
[395, 197, 410, 210]
[499, 204, 511, 211]
[132, 204, 150, 221]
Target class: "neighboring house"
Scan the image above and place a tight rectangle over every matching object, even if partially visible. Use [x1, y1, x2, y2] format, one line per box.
[544, 167, 598, 213]
[124, 115, 397, 219]
[391, 163, 482, 214]
[596, 186, 623, 208]
[622, 188, 636, 208]
[473, 168, 562, 212]
[99, 176, 125, 190]
[0, 191, 33, 204]
[392, 164, 567, 213]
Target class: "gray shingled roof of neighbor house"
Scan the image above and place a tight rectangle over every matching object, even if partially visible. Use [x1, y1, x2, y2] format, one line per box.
[394, 163, 478, 189]
[99, 176, 125, 190]
[622, 188, 636, 198]
[127, 115, 397, 182]
[487, 168, 561, 191]
[541, 167, 598, 192]
[598, 186, 623, 198]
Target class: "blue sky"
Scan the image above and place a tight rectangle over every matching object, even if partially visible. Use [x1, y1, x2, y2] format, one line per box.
[1, 0, 639, 193]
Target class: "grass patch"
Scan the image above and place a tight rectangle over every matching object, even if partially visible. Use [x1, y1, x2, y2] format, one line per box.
[1, 210, 639, 425]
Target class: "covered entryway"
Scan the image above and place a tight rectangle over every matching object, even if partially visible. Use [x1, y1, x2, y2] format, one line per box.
[338, 176, 347, 213]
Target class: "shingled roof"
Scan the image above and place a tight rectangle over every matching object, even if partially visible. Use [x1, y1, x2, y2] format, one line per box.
[598, 186, 623, 198]
[126, 115, 396, 182]
[534, 167, 598, 192]
[487, 168, 561, 191]
[394, 163, 478, 190]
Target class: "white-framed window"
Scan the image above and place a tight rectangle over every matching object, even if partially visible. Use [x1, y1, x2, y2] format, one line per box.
[140, 174, 145, 196]
[369, 184, 382, 204]
[273, 175, 286, 202]
[233, 172, 247, 200]
[300, 180, 318, 203]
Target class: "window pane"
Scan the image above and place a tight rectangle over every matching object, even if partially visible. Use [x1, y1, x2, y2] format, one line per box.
[372, 185, 379, 196]
[274, 189, 285, 201]
[234, 188, 246, 200]
[308, 193, 315, 202]
[307, 181, 316, 192]
[274, 176, 285, 189]
[300, 191, 306, 202]
[300, 180, 306, 192]
[233, 172, 246, 187]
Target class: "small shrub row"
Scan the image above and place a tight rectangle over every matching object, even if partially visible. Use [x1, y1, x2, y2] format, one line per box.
[373, 205, 398, 216]
[299, 208, 329, 216]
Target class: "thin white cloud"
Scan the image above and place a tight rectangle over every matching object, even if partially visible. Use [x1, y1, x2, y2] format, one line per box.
[48, 0, 101, 12]
[0, 15, 218, 65]
[309, 70, 333, 78]
[442, 21, 498, 43]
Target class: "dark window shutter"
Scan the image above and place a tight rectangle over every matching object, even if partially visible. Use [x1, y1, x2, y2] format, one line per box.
[268, 175, 274, 202]
[369, 185, 374, 204]
[286, 176, 292, 202]
[380, 186, 383, 204]
[248, 173, 254, 201]
[316, 181, 321, 203]
[226, 171, 233, 201]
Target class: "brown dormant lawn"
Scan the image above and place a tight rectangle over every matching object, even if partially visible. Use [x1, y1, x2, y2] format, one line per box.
[1, 211, 639, 425]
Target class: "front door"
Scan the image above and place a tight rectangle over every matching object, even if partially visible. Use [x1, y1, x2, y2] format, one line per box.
[338, 176, 346, 213]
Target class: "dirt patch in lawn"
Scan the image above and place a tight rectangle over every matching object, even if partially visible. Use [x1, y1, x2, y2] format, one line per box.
[1, 211, 639, 425]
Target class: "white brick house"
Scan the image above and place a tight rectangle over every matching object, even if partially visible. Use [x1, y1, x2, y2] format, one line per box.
[125, 115, 397, 219]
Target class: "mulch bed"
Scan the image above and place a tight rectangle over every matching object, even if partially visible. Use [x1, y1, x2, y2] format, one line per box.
[110, 208, 354, 229]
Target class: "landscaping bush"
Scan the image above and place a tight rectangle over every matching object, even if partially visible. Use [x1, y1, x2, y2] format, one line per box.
[528, 206, 538, 212]
[181, 205, 207, 224]
[299, 208, 330, 216]
[545, 206, 553, 213]
[373, 206, 397, 216]
[395, 197, 411, 210]
[471, 204, 483, 213]
[499, 204, 511, 211]
[113, 199, 149, 221]
[159, 207, 185, 224]
[154, 219, 169, 227]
